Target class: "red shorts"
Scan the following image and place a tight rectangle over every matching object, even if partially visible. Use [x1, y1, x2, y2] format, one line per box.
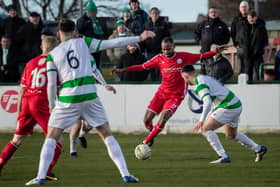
[147, 90, 184, 115]
[15, 96, 50, 136]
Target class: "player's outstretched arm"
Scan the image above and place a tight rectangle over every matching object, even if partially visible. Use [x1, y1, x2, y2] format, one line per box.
[97, 31, 155, 51]
[139, 30, 156, 41]
[105, 85, 116, 94]
[111, 67, 128, 74]
[212, 44, 231, 54]
[93, 68, 117, 94]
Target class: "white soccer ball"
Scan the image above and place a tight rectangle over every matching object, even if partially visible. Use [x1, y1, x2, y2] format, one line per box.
[134, 144, 151, 160]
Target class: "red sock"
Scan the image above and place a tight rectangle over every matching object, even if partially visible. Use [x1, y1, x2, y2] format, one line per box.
[0, 141, 18, 165]
[47, 142, 62, 174]
[145, 121, 153, 132]
[143, 124, 164, 144]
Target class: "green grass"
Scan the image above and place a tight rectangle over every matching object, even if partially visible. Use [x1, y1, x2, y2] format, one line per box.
[0, 133, 279, 187]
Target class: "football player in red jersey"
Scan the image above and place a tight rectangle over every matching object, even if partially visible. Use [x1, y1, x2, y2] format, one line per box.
[0, 36, 60, 180]
[113, 37, 226, 146]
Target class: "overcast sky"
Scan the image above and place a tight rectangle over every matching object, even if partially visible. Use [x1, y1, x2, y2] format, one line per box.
[96, 0, 208, 22]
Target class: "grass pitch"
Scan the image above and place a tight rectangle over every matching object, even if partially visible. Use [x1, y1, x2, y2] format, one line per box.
[0, 132, 279, 187]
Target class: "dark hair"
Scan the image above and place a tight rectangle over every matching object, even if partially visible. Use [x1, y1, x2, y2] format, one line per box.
[247, 10, 257, 17]
[150, 7, 160, 14]
[129, 0, 139, 4]
[41, 27, 54, 36]
[30, 11, 40, 17]
[209, 7, 217, 10]
[58, 19, 75, 33]
[162, 37, 174, 44]
[181, 65, 195, 73]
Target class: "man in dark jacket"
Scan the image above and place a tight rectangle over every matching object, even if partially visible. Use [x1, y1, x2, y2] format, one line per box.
[0, 4, 26, 43]
[0, 36, 20, 82]
[247, 10, 268, 80]
[0, 4, 25, 80]
[194, 7, 230, 53]
[117, 43, 147, 81]
[201, 45, 233, 84]
[76, 0, 106, 69]
[231, 1, 250, 76]
[17, 12, 43, 63]
[144, 7, 170, 81]
[129, 0, 148, 35]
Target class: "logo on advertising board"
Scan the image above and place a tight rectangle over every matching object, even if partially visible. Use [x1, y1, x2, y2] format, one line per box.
[1, 90, 18, 113]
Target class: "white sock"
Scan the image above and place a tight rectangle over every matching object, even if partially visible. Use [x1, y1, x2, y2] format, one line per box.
[234, 133, 260, 152]
[37, 138, 56, 179]
[79, 123, 86, 137]
[70, 136, 78, 153]
[104, 136, 129, 177]
[203, 130, 228, 158]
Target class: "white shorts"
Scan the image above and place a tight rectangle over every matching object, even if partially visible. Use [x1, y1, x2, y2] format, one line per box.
[48, 97, 108, 129]
[211, 106, 242, 128]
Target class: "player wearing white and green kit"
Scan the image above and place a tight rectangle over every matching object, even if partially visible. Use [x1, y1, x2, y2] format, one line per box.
[181, 65, 267, 164]
[25, 19, 155, 186]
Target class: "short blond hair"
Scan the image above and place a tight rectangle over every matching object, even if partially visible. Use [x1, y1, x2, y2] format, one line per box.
[42, 36, 58, 53]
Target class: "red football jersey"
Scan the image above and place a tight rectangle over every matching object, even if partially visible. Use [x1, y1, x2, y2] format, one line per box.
[128, 51, 215, 96]
[21, 55, 48, 97]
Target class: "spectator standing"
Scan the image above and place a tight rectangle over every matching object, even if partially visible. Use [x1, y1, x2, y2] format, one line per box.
[0, 4, 26, 43]
[144, 7, 170, 81]
[247, 10, 268, 80]
[77, 0, 106, 69]
[231, 1, 250, 77]
[117, 43, 148, 81]
[0, 4, 25, 82]
[128, 0, 148, 35]
[120, 8, 137, 35]
[106, 20, 134, 63]
[18, 12, 43, 63]
[201, 45, 233, 84]
[194, 7, 230, 53]
[0, 36, 19, 82]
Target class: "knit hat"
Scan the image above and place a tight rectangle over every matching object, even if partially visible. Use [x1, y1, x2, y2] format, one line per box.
[122, 7, 131, 13]
[86, 0, 97, 12]
[115, 20, 125, 27]
[7, 4, 16, 11]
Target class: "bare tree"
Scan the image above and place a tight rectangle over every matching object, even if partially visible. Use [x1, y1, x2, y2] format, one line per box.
[0, 0, 150, 21]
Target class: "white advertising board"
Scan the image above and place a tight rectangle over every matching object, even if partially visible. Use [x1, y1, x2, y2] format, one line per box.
[0, 84, 279, 133]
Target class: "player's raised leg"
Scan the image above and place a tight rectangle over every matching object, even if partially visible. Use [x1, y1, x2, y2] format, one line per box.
[96, 122, 139, 183]
[224, 125, 267, 162]
[69, 121, 81, 157]
[143, 110, 156, 132]
[78, 120, 92, 148]
[143, 110, 173, 146]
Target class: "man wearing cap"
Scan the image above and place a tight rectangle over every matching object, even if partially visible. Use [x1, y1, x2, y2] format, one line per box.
[77, 0, 106, 69]
[106, 20, 133, 64]
[231, 1, 250, 78]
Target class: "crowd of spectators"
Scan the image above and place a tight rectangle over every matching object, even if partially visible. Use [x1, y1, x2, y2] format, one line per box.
[0, 0, 278, 83]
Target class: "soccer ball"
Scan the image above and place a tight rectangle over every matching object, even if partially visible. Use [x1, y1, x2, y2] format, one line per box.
[134, 144, 151, 160]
